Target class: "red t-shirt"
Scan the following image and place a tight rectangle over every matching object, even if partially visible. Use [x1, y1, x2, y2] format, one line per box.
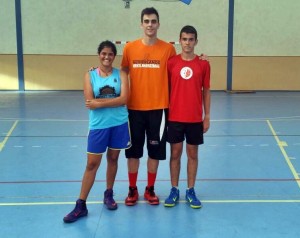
[167, 54, 210, 122]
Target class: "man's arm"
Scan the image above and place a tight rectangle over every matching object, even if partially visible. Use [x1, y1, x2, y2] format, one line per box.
[202, 87, 211, 133]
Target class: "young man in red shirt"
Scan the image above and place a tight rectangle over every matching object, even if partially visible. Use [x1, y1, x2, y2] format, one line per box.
[165, 25, 211, 209]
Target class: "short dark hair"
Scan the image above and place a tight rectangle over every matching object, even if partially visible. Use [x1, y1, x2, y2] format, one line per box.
[97, 40, 117, 56]
[141, 7, 159, 23]
[180, 25, 198, 40]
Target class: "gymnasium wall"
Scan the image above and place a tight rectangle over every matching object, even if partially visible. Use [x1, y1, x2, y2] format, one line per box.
[0, 0, 299, 91]
[232, 0, 300, 91]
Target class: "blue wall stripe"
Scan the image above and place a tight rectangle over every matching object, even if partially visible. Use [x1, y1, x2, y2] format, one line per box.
[15, 0, 24, 91]
[227, 0, 234, 91]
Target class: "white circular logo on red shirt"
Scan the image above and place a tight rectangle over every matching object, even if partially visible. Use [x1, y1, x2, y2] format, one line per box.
[180, 67, 193, 80]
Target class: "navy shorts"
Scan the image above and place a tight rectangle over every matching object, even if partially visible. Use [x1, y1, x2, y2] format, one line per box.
[87, 122, 131, 154]
[167, 121, 204, 145]
[125, 109, 168, 160]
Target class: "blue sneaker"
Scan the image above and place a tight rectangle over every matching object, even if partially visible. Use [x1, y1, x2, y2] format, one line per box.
[185, 188, 202, 209]
[104, 189, 118, 210]
[63, 199, 88, 223]
[164, 187, 180, 207]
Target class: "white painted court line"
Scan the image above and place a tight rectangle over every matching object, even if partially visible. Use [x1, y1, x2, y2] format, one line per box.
[1, 199, 300, 206]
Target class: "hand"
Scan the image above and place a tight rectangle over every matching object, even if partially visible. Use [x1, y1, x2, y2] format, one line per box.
[85, 99, 98, 110]
[203, 116, 210, 133]
[200, 54, 209, 61]
[88, 66, 97, 71]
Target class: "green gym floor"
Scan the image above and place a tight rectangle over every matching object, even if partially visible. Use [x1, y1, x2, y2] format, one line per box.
[0, 91, 300, 238]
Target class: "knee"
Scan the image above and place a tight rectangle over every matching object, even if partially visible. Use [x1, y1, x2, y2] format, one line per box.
[170, 156, 182, 166]
[107, 156, 118, 165]
[170, 150, 182, 160]
[188, 155, 198, 161]
[86, 161, 100, 171]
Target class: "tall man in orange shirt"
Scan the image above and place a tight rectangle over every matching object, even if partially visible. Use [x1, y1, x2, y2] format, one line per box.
[120, 7, 176, 205]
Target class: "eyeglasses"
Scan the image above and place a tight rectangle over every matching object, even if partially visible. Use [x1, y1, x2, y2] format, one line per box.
[143, 19, 158, 24]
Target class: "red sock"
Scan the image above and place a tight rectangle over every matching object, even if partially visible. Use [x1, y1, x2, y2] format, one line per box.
[128, 172, 138, 188]
[147, 172, 157, 187]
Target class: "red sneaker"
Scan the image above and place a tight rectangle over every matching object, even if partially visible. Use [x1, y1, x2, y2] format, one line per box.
[125, 186, 139, 206]
[144, 186, 159, 205]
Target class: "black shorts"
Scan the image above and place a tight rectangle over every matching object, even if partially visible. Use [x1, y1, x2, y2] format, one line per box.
[167, 121, 204, 145]
[125, 109, 168, 160]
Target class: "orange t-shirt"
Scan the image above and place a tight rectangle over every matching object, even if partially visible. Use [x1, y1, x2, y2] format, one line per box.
[121, 39, 176, 110]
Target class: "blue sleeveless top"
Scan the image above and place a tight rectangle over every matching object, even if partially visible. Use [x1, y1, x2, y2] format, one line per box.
[88, 68, 128, 130]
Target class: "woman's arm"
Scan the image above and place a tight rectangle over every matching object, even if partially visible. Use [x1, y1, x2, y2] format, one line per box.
[84, 72, 94, 101]
[85, 69, 129, 110]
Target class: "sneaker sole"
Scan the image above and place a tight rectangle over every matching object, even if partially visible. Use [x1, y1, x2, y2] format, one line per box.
[164, 196, 179, 207]
[164, 203, 176, 207]
[145, 199, 160, 205]
[147, 202, 159, 205]
[104, 202, 118, 210]
[106, 206, 118, 210]
[189, 204, 202, 209]
[125, 200, 138, 206]
[186, 201, 202, 209]
[186, 196, 202, 209]
[63, 212, 88, 223]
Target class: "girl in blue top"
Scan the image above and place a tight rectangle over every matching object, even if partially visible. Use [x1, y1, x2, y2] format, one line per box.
[64, 41, 131, 223]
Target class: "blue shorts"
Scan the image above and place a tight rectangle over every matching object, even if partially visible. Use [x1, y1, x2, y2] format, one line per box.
[87, 122, 131, 154]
